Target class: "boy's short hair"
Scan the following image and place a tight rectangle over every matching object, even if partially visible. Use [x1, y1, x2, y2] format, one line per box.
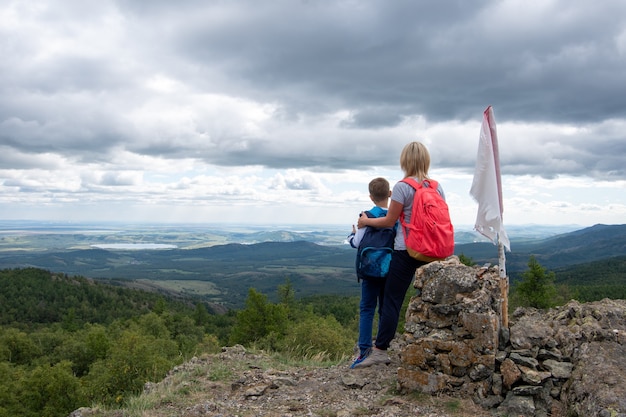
[369, 177, 390, 203]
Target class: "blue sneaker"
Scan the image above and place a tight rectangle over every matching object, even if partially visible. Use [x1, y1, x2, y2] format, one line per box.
[349, 347, 372, 369]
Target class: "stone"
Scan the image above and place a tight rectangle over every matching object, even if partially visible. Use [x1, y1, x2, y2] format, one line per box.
[469, 363, 491, 381]
[509, 352, 539, 369]
[495, 350, 507, 363]
[448, 341, 478, 368]
[340, 374, 366, 389]
[497, 392, 536, 416]
[400, 341, 436, 369]
[509, 313, 555, 350]
[513, 385, 545, 396]
[492, 372, 503, 396]
[543, 359, 573, 379]
[419, 264, 481, 305]
[499, 325, 510, 346]
[458, 310, 499, 354]
[537, 348, 563, 361]
[518, 365, 551, 385]
[68, 408, 96, 417]
[500, 358, 521, 389]
[244, 384, 270, 397]
[511, 347, 539, 358]
[397, 368, 448, 394]
[439, 353, 452, 375]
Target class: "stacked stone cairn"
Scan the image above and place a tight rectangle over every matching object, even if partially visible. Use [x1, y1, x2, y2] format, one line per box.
[396, 257, 576, 416]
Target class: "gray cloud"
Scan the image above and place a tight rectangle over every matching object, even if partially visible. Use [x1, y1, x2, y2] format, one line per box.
[1, 0, 625, 181]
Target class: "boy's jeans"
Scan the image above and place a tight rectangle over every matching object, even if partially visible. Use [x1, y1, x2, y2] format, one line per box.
[358, 278, 385, 355]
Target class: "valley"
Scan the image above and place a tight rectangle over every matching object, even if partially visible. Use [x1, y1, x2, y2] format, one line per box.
[1, 222, 624, 309]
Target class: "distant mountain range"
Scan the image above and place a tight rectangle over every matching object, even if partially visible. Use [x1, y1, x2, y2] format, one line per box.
[0, 223, 624, 308]
[455, 224, 626, 274]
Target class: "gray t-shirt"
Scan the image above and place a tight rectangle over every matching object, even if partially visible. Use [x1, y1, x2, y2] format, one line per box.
[391, 179, 446, 250]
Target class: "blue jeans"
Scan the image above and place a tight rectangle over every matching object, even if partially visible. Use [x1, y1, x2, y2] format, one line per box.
[358, 278, 385, 355]
[375, 250, 426, 350]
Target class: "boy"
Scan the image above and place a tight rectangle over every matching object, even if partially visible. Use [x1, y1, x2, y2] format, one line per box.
[347, 177, 396, 368]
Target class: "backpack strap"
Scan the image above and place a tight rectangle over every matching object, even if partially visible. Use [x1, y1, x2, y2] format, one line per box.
[401, 177, 438, 191]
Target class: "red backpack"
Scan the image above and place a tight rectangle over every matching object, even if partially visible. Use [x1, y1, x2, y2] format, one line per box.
[400, 178, 454, 262]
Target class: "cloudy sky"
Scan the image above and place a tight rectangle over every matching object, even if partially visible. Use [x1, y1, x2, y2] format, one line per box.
[1, 0, 625, 229]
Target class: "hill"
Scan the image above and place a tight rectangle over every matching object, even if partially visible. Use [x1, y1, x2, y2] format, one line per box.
[455, 224, 626, 277]
[1, 224, 625, 308]
[0, 267, 202, 327]
[554, 255, 626, 286]
[0, 241, 358, 308]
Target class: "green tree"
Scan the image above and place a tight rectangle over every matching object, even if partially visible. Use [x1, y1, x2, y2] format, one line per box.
[163, 312, 205, 356]
[0, 328, 41, 365]
[229, 288, 288, 348]
[20, 360, 85, 417]
[51, 324, 111, 377]
[278, 315, 355, 361]
[136, 312, 170, 339]
[458, 253, 476, 266]
[192, 302, 211, 327]
[84, 329, 179, 404]
[202, 309, 236, 346]
[277, 278, 296, 310]
[0, 362, 19, 417]
[513, 255, 559, 309]
[84, 324, 111, 363]
[152, 297, 168, 315]
[299, 294, 359, 328]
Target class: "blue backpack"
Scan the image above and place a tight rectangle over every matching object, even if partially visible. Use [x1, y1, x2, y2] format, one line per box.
[355, 210, 397, 281]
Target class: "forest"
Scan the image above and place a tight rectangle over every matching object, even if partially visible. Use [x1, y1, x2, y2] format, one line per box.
[0, 268, 360, 417]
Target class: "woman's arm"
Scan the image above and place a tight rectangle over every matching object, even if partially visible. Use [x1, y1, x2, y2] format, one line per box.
[357, 200, 403, 228]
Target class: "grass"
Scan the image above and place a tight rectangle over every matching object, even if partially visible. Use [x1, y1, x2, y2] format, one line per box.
[95, 354, 234, 416]
[207, 362, 234, 381]
[314, 408, 337, 417]
[124, 393, 161, 417]
[270, 347, 350, 367]
[443, 398, 462, 413]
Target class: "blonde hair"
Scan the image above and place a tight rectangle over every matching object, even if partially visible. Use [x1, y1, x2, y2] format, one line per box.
[368, 177, 390, 203]
[400, 141, 430, 181]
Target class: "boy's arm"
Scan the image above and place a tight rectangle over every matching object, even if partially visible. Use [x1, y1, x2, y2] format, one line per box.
[357, 200, 403, 229]
[347, 225, 357, 248]
[350, 224, 366, 247]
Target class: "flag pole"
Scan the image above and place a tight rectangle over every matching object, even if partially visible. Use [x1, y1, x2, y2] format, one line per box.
[487, 105, 509, 327]
[498, 239, 508, 327]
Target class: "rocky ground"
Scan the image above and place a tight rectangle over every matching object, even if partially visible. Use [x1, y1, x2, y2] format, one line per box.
[70, 343, 490, 417]
[70, 297, 626, 417]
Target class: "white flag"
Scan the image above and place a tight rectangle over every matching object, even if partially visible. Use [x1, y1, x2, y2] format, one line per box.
[470, 106, 510, 251]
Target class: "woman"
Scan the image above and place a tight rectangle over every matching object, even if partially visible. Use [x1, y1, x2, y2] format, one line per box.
[352, 141, 446, 368]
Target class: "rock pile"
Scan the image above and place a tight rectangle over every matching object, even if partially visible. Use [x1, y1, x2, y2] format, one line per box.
[395, 257, 626, 417]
